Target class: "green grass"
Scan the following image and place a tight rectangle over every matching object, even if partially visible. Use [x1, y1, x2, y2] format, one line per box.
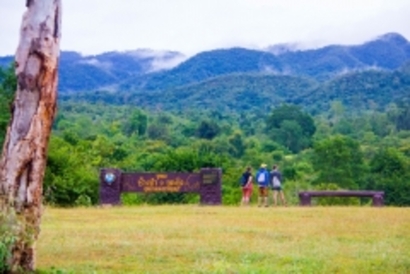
[36, 206, 410, 274]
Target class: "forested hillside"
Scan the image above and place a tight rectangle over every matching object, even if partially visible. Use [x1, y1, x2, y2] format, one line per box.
[60, 63, 410, 115]
[1, 32, 409, 93]
[114, 32, 410, 93]
[1, 33, 410, 207]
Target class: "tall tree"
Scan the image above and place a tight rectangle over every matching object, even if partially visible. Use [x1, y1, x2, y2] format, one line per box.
[0, 1, 61, 272]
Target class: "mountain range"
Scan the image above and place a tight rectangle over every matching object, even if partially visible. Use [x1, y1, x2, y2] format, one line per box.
[1, 32, 410, 93]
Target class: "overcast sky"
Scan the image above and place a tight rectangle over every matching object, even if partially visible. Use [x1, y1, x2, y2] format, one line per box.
[1, 0, 410, 56]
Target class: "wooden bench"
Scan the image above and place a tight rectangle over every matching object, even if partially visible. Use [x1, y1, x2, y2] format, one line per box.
[298, 191, 384, 207]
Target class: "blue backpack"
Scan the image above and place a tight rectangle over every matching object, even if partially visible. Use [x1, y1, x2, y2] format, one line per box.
[257, 172, 266, 183]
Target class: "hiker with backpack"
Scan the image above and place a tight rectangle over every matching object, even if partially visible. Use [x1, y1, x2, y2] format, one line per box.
[270, 165, 287, 206]
[255, 163, 270, 207]
[240, 166, 253, 206]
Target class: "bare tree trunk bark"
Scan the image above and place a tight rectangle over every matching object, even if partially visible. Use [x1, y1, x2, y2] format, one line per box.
[0, 0, 61, 272]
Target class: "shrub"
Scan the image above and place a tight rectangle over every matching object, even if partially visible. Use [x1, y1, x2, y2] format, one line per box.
[74, 194, 93, 207]
[0, 208, 18, 273]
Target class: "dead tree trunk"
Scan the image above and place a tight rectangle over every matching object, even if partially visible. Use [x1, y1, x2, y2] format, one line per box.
[0, 0, 61, 272]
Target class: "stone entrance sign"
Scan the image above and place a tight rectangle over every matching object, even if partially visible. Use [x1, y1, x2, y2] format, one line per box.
[100, 168, 222, 205]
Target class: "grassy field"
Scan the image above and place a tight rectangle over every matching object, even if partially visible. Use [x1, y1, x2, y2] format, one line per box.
[36, 205, 410, 274]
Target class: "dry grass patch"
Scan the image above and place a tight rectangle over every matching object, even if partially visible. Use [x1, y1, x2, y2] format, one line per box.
[36, 206, 410, 273]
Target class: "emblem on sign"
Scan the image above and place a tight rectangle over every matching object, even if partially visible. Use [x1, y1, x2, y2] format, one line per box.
[104, 172, 116, 185]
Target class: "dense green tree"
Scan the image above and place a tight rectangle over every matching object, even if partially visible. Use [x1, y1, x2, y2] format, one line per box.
[369, 112, 392, 137]
[147, 123, 169, 141]
[266, 104, 316, 153]
[157, 113, 173, 125]
[44, 136, 98, 206]
[368, 147, 410, 205]
[395, 100, 410, 131]
[238, 112, 257, 136]
[122, 109, 148, 137]
[279, 120, 311, 153]
[228, 131, 245, 157]
[312, 135, 366, 189]
[196, 120, 220, 140]
[180, 122, 197, 138]
[332, 118, 354, 136]
[62, 130, 80, 146]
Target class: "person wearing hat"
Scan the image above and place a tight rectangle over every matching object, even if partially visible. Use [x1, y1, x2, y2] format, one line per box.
[255, 163, 270, 207]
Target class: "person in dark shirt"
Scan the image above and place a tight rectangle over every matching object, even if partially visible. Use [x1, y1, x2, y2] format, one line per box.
[270, 165, 287, 206]
[241, 166, 253, 206]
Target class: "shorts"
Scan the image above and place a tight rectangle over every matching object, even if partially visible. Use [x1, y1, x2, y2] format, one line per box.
[242, 185, 253, 198]
[258, 186, 268, 197]
[272, 186, 282, 191]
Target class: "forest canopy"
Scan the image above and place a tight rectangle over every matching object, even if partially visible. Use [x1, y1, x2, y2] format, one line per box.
[1, 59, 410, 207]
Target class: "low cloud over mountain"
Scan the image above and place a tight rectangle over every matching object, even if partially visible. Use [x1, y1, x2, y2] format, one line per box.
[1, 32, 409, 92]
